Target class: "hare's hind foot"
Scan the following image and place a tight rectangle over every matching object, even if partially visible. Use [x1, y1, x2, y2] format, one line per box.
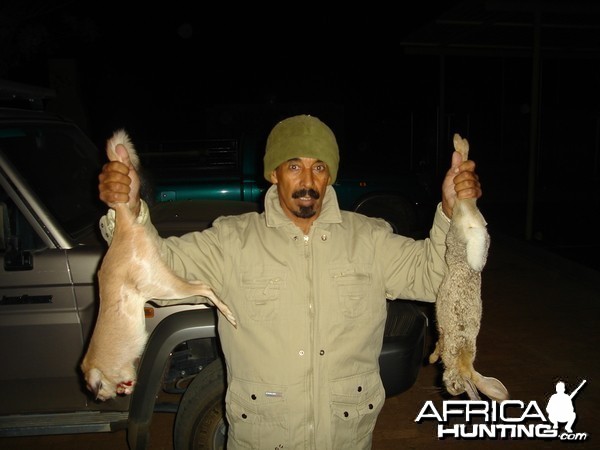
[429, 340, 441, 364]
[453, 133, 469, 160]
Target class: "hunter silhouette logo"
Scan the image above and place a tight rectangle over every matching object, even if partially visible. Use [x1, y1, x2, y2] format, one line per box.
[546, 379, 586, 434]
[415, 378, 589, 441]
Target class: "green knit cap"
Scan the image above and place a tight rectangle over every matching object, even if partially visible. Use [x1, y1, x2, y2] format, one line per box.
[263, 115, 340, 184]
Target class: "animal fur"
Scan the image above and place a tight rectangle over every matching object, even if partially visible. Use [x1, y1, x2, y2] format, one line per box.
[428, 134, 509, 402]
[81, 130, 236, 401]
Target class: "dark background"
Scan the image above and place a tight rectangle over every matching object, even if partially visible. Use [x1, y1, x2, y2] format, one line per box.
[2, 0, 599, 269]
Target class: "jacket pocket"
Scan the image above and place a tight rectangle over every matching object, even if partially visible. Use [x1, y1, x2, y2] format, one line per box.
[329, 370, 385, 448]
[225, 378, 289, 449]
[330, 264, 373, 318]
[241, 267, 287, 321]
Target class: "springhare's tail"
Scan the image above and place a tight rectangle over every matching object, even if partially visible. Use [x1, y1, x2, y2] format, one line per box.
[106, 129, 140, 170]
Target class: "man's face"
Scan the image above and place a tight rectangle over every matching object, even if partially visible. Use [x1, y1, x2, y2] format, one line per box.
[270, 157, 331, 225]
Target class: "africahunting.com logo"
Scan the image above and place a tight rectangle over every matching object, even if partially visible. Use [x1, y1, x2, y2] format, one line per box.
[415, 379, 588, 442]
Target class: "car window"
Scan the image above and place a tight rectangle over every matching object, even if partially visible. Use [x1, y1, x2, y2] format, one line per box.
[0, 124, 104, 240]
[0, 185, 45, 253]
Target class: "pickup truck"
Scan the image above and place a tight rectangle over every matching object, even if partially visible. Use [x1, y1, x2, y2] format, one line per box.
[0, 82, 428, 450]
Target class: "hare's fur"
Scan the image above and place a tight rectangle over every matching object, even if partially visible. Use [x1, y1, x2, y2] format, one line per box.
[81, 130, 236, 401]
[428, 134, 508, 402]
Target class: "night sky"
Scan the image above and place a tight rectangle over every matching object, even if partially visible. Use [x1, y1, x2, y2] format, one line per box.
[1, 1, 462, 142]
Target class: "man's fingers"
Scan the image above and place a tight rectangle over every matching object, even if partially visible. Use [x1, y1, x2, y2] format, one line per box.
[98, 160, 134, 206]
[99, 161, 133, 186]
[100, 191, 130, 205]
[101, 160, 130, 176]
[453, 169, 479, 184]
[103, 179, 131, 194]
[457, 186, 482, 200]
[455, 177, 482, 199]
[456, 159, 476, 174]
[99, 179, 130, 202]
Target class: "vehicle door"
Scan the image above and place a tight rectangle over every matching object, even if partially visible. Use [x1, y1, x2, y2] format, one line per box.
[0, 124, 103, 413]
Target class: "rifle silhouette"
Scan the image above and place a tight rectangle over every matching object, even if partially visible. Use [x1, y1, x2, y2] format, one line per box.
[569, 380, 587, 400]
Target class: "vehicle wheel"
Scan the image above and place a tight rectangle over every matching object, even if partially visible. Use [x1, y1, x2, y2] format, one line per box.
[353, 194, 418, 237]
[173, 358, 227, 450]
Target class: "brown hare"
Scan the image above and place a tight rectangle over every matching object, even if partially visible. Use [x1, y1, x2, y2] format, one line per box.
[81, 130, 236, 401]
[428, 133, 509, 402]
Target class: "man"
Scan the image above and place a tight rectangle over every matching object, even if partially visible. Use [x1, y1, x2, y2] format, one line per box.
[99, 114, 482, 449]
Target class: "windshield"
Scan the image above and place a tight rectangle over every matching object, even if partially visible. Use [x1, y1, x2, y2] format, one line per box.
[0, 123, 104, 240]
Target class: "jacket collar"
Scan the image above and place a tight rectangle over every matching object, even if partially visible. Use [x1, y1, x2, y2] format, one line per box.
[264, 184, 343, 228]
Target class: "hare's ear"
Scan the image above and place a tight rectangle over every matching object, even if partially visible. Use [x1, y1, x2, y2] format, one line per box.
[464, 378, 481, 401]
[473, 371, 510, 402]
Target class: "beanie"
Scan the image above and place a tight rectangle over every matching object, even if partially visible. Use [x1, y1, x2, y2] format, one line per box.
[263, 115, 340, 184]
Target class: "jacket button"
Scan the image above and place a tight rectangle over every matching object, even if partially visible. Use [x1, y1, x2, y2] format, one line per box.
[242, 413, 247, 419]
[251, 394, 256, 400]
[299, 350, 305, 356]
[319, 350, 325, 355]
[321, 234, 327, 241]
[344, 411, 349, 417]
[357, 386, 362, 392]
[369, 404, 374, 409]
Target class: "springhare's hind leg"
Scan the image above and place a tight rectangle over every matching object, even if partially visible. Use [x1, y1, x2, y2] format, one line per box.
[142, 271, 237, 327]
[186, 280, 237, 327]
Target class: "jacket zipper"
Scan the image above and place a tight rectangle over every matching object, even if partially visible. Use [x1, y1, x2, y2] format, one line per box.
[304, 233, 317, 448]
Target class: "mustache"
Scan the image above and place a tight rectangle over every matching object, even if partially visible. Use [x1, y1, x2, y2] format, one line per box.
[292, 189, 320, 200]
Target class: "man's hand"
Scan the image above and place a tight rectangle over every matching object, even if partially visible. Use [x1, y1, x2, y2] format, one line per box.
[441, 151, 482, 218]
[98, 144, 141, 216]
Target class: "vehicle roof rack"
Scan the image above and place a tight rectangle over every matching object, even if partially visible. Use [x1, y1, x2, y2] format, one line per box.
[0, 79, 56, 111]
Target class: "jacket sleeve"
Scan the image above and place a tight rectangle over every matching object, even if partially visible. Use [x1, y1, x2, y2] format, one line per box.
[381, 202, 450, 302]
[98, 200, 225, 306]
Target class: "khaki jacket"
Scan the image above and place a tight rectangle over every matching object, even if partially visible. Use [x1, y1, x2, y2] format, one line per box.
[103, 185, 450, 449]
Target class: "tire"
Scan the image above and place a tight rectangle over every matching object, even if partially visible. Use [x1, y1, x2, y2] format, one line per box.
[173, 358, 227, 450]
[353, 194, 418, 237]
